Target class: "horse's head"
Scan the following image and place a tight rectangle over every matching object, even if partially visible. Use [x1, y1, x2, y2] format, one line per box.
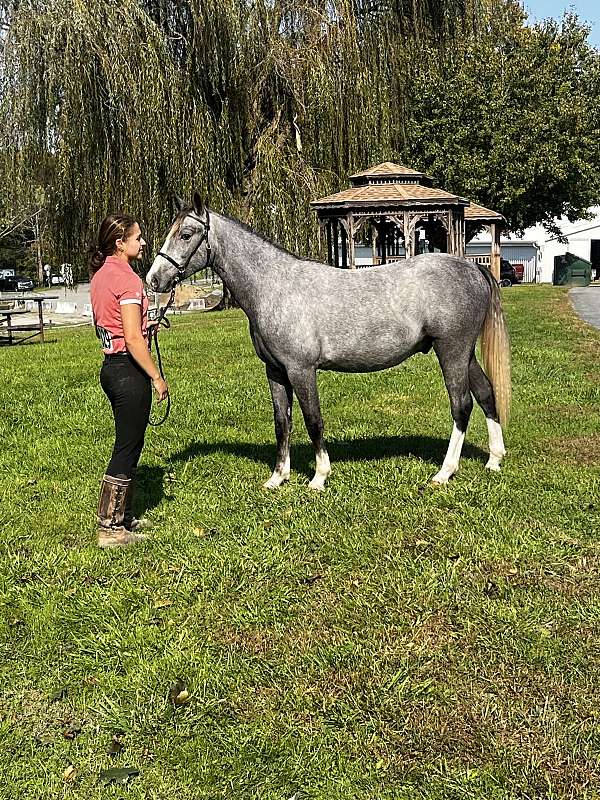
[146, 192, 212, 292]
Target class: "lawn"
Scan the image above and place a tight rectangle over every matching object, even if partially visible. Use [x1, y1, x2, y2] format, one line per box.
[1, 286, 600, 799]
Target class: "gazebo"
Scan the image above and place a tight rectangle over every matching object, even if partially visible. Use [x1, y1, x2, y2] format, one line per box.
[310, 162, 505, 279]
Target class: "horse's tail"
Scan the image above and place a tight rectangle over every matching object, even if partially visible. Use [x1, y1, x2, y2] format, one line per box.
[478, 265, 511, 426]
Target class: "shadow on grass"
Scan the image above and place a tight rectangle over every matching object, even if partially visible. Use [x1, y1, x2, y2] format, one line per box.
[136, 465, 165, 516]
[168, 435, 488, 477]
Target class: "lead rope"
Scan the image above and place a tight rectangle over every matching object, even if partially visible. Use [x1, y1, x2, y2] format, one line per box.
[147, 284, 177, 427]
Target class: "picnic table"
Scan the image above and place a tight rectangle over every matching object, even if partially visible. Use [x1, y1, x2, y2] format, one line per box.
[0, 294, 58, 345]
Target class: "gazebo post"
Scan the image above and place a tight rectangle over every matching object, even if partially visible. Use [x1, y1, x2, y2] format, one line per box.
[333, 220, 340, 267]
[347, 214, 356, 270]
[403, 211, 412, 258]
[457, 210, 465, 256]
[326, 220, 333, 265]
[490, 222, 501, 281]
[340, 223, 348, 268]
[449, 212, 456, 254]
[371, 220, 377, 264]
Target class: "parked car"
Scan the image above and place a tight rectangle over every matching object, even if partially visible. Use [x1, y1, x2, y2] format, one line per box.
[499, 258, 523, 287]
[0, 274, 35, 292]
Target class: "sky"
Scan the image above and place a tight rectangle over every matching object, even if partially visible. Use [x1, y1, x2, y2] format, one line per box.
[523, 0, 600, 47]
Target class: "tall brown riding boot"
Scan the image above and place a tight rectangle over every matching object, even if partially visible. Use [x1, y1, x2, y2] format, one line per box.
[97, 474, 148, 548]
[123, 469, 151, 533]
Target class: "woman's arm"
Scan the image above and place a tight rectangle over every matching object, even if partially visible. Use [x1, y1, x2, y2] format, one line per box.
[122, 303, 169, 401]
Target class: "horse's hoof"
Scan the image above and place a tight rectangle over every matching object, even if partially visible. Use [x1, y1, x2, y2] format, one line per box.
[308, 479, 326, 491]
[431, 472, 451, 485]
[263, 472, 290, 489]
[485, 460, 502, 472]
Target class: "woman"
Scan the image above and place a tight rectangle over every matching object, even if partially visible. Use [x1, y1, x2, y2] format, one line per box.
[89, 213, 168, 548]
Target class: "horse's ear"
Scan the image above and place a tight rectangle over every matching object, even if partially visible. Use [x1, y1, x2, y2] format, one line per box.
[171, 194, 184, 213]
[192, 191, 205, 215]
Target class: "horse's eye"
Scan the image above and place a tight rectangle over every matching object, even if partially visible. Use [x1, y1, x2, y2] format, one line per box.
[181, 232, 192, 241]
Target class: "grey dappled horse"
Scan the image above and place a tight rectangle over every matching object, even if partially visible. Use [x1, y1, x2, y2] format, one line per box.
[147, 193, 511, 489]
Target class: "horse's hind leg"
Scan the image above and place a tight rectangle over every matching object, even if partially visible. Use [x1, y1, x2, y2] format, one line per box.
[432, 344, 473, 484]
[287, 366, 331, 490]
[469, 354, 506, 471]
[264, 368, 293, 489]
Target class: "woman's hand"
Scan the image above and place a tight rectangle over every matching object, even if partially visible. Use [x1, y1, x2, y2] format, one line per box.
[152, 376, 169, 402]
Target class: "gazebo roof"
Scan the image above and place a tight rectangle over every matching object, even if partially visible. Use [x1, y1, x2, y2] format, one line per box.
[464, 201, 505, 222]
[311, 181, 469, 211]
[311, 161, 504, 223]
[349, 161, 434, 186]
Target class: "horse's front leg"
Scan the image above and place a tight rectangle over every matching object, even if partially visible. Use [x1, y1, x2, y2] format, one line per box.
[288, 367, 331, 490]
[263, 369, 293, 489]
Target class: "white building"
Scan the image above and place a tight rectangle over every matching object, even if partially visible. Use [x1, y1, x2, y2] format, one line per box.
[469, 208, 600, 283]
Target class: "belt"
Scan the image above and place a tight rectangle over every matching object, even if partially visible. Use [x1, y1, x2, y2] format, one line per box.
[104, 352, 130, 360]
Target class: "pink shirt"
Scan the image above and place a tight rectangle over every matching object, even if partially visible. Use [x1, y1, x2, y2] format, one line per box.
[90, 256, 149, 354]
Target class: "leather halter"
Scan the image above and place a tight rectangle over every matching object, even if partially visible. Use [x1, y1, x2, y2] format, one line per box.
[147, 208, 211, 426]
[155, 208, 212, 283]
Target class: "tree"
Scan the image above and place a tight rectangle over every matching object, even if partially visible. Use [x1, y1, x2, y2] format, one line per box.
[406, 2, 600, 234]
[1, 0, 598, 264]
[0, 0, 477, 264]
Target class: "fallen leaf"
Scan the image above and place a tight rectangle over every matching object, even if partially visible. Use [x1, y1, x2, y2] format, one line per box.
[300, 574, 322, 585]
[62, 725, 82, 740]
[484, 580, 499, 598]
[50, 687, 68, 702]
[193, 527, 205, 537]
[99, 766, 140, 785]
[153, 599, 173, 609]
[169, 679, 190, 706]
[107, 736, 124, 757]
[63, 765, 77, 782]
[414, 539, 430, 546]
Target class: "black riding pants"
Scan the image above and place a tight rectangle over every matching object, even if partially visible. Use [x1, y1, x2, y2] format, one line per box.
[100, 353, 152, 479]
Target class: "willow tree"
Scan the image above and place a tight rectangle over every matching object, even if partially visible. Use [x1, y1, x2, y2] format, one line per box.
[0, 0, 478, 275]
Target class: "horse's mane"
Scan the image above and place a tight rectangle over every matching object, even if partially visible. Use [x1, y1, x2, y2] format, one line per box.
[174, 206, 323, 265]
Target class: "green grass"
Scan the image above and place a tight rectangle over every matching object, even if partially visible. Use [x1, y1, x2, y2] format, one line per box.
[1, 286, 600, 799]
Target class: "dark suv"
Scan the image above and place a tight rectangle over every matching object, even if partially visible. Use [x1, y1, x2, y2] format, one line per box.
[499, 259, 523, 287]
[0, 274, 35, 292]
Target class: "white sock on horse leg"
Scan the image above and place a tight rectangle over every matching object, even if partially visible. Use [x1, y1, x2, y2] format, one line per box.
[309, 449, 331, 490]
[485, 418, 506, 471]
[263, 455, 291, 489]
[432, 423, 465, 484]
